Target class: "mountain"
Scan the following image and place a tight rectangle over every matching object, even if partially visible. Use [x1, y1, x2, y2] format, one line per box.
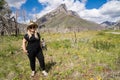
[115, 20, 120, 26]
[36, 4, 103, 32]
[100, 21, 120, 30]
[101, 21, 116, 27]
[113, 20, 120, 30]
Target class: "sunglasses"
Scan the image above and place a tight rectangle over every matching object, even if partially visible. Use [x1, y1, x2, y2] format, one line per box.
[29, 26, 36, 29]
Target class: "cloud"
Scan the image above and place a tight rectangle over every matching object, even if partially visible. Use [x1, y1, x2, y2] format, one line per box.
[37, 0, 86, 17]
[80, 0, 87, 3]
[6, 0, 120, 23]
[5, 0, 26, 9]
[100, 0, 120, 18]
[37, 0, 64, 17]
[78, 0, 120, 23]
[36, 0, 120, 23]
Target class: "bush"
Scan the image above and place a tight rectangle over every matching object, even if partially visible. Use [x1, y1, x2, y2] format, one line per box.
[92, 40, 115, 50]
[97, 31, 105, 36]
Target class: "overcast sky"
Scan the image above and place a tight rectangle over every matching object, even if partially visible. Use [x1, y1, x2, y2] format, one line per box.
[5, 0, 120, 24]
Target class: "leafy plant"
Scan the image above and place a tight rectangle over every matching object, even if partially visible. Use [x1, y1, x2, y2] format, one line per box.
[92, 40, 115, 50]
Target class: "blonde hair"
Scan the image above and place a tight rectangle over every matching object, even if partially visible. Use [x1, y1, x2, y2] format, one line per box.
[27, 30, 39, 39]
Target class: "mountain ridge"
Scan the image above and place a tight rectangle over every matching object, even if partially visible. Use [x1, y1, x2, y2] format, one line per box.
[101, 21, 116, 27]
[36, 4, 103, 32]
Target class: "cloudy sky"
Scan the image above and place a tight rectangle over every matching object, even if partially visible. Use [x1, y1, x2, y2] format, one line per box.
[5, 0, 120, 24]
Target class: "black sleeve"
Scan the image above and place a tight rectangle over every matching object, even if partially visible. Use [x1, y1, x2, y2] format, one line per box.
[24, 34, 29, 41]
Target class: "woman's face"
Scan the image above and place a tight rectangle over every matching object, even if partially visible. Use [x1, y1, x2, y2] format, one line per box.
[28, 25, 36, 33]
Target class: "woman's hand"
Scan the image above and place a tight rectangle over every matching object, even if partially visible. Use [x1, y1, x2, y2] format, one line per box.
[22, 38, 28, 55]
[23, 49, 28, 53]
[23, 49, 28, 55]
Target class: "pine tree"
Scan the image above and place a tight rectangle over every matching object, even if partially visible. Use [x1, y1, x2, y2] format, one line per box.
[0, 0, 6, 10]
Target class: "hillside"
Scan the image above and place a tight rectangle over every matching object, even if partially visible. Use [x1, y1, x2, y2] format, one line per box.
[36, 4, 103, 32]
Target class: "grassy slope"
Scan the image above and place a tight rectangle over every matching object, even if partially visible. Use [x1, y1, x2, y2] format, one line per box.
[0, 31, 120, 80]
[44, 12, 101, 30]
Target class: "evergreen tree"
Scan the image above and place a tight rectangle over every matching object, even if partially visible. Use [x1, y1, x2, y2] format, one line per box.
[0, 0, 6, 10]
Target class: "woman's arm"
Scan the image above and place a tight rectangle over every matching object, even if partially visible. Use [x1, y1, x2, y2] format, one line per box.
[22, 38, 28, 53]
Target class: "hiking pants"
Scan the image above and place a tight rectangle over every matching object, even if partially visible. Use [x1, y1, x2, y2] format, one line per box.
[27, 50, 45, 71]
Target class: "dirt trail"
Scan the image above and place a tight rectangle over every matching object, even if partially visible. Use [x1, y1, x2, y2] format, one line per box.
[105, 32, 120, 34]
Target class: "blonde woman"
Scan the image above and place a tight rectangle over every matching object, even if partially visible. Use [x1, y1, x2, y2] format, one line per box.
[22, 21, 48, 77]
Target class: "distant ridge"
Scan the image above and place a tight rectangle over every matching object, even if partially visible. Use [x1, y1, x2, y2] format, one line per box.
[100, 21, 120, 30]
[101, 21, 116, 27]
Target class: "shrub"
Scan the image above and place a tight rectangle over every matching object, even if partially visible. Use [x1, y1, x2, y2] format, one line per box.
[92, 40, 115, 50]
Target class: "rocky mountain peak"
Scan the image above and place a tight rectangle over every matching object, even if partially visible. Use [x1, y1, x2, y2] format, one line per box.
[36, 4, 68, 24]
[55, 4, 79, 17]
[36, 4, 102, 32]
[53, 3, 67, 14]
[57, 4, 67, 11]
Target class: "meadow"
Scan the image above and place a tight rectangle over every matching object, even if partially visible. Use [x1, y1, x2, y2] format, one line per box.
[0, 30, 120, 80]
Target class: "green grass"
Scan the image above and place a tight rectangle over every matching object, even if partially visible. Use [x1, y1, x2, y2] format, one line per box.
[0, 31, 120, 80]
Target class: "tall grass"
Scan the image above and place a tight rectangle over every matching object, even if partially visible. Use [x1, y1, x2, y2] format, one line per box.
[0, 31, 120, 80]
[92, 40, 116, 50]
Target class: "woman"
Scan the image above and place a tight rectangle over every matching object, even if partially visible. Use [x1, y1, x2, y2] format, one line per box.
[22, 21, 48, 77]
